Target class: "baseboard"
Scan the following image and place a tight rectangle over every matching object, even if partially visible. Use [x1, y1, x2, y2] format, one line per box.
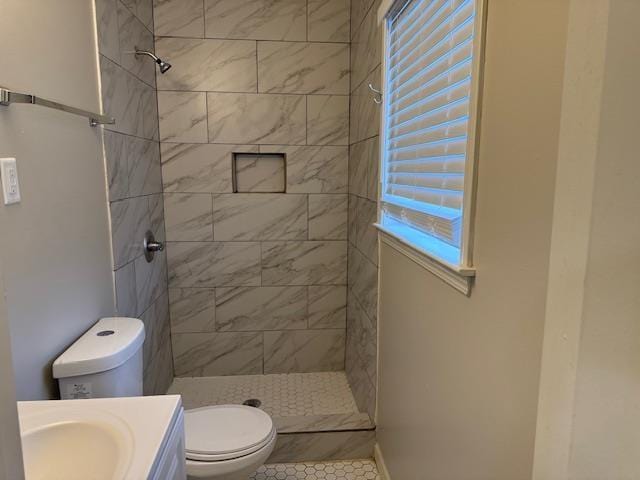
[374, 443, 391, 480]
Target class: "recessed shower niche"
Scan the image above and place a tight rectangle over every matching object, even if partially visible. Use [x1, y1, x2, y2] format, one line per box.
[232, 152, 286, 193]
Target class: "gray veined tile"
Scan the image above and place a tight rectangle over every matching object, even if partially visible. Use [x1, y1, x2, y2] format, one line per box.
[134, 249, 168, 315]
[114, 261, 137, 317]
[348, 244, 378, 322]
[95, 0, 120, 63]
[307, 95, 349, 146]
[122, 0, 154, 30]
[156, 38, 256, 92]
[366, 136, 380, 202]
[350, 0, 381, 92]
[263, 146, 348, 194]
[349, 65, 381, 143]
[141, 84, 159, 141]
[347, 290, 377, 385]
[169, 288, 216, 333]
[274, 412, 373, 433]
[266, 430, 375, 463]
[154, 0, 204, 37]
[172, 332, 263, 376]
[164, 193, 213, 241]
[103, 130, 129, 201]
[346, 296, 377, 419]
[350, 0, 377, 39]
[136, 0, 154, 29]
[212, 194, 307, 241]
[110, 196, 150, 268]
[349, 136, 378, 199]
[148, 194, 166, 242]
[233, 154, 285, 193]
[257, 42, 350, 95]
[354, 196, 378, 265]
[308, 285, 347, 329]
[141, 293, 174, 395]
[117, 1, 155, 86]
[167, 241, 261, 287]
[158, 91, 208, 143]
[100, 55, 146, 138]
[345, 333, 376, 419]
[207, 93, 306, 145]
[161, 143, 255, 193]
[215, 286, 307, 331]
[264, 329, 345, 374]
[261, 241, 348, 286]
[308, 0, 351, 43]
[128, 137, 162, 196]
[308, 194, 348, 240]
[204, 0, 306, 41]
[348, 195, 358, 245]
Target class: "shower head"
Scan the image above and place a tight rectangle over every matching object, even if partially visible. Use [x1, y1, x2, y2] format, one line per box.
[133, 48, 172, 74]
[157, 59, 172, 74]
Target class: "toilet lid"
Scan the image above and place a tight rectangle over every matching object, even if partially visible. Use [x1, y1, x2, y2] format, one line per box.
[184, 405, 274, 461]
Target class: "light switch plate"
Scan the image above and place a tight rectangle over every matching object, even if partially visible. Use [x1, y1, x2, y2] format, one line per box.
[1, 157, 21, 205]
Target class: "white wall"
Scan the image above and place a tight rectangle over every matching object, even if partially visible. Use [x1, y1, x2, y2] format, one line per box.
[0, 1, 115, 400]
[376, 1, 571, 478]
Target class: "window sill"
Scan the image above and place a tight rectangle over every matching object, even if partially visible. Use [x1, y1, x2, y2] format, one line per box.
[375, 224, 476, 296]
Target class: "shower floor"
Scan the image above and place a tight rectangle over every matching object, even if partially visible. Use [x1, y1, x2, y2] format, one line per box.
[168, 371, 373, 433]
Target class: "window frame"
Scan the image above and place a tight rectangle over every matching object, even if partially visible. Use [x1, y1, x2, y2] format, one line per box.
[375, 0, 487, 295]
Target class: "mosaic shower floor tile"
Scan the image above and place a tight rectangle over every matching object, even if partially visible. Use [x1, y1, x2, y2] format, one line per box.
[168, 371, 359, 417]
[250, 460, 380, 480]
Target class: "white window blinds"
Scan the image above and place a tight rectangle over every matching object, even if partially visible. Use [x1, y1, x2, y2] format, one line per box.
[379, 0, 481, 269]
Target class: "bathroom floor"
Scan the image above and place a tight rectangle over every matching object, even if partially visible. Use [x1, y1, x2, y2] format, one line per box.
[169, 372, 359, 417]
[250, 460, 380, 480]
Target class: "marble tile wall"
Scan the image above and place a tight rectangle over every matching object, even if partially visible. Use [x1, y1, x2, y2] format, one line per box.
[95, 0, 173, 395]
[154, 0, 351, 377]
[347, 0, 381, 420]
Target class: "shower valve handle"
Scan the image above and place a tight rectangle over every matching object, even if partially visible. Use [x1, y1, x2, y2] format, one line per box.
[143, 230, 164, 262]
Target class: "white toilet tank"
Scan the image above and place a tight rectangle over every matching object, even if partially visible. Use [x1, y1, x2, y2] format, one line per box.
[53, 317, 145, 400]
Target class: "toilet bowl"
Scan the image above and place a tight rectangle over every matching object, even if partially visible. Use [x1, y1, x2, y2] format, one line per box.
[184, 404, 277, 480]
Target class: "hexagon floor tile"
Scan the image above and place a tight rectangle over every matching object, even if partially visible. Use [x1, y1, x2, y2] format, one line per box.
[250, 460, 380, 480]
[169, 372, 359, 417]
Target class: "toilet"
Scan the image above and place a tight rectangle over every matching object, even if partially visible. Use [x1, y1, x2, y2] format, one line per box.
[184, 405, 277, 480]
[53, 317, 277, 480]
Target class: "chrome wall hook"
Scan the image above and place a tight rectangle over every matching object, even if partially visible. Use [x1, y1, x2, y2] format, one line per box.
[368, 83, 383, 104]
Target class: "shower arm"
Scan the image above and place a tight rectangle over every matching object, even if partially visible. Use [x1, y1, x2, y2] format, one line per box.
[132, 49, 161, 63]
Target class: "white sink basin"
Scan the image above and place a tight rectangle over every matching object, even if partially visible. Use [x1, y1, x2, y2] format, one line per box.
[20, 408, 133, 480]
[18, 396, 183, 480]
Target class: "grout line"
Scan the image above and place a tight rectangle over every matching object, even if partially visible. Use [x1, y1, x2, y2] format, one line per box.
[204, 90, 210, 142]
[155, 89, 350, 97]
[201, 0, 206, 38]
[306, 0, 309, 41]
[154, 34, 350, 45]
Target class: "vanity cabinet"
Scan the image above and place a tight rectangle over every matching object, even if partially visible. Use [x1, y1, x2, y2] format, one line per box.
[151, 408, 186, 480]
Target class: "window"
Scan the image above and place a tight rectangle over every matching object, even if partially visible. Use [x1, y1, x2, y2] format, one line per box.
[376, 0, 485, 293]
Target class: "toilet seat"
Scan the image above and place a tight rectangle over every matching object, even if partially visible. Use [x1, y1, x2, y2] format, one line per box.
[184, 405, 275, 462]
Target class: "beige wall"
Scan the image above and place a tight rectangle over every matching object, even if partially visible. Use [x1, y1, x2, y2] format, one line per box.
[568, 2, 640, 476]
[535, 1, 640, 478]
[0, 0, 115, 400]
[0, 262, 24, 479]
[376, 1, 570, 478]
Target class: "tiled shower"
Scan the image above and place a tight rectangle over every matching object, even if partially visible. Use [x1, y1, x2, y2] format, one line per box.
[157, 0, 350, 377]
[95, 0, 380, 459]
